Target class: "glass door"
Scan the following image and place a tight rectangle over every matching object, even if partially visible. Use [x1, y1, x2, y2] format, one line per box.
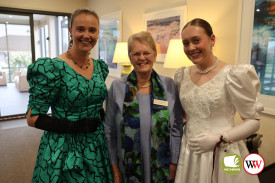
[0, 14, 32, 83]
[0, 13, 32, 117]
[0, 11, 69, 118]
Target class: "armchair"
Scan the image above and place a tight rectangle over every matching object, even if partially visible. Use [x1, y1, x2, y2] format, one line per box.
[0, 71, 7, 86]
[13, 70, 30, 92]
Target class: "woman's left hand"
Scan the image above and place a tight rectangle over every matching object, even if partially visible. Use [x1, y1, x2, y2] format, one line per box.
[189, 133, 220, 154]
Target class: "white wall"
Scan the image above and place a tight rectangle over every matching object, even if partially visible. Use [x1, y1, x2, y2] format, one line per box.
[88, 0, 239, 78]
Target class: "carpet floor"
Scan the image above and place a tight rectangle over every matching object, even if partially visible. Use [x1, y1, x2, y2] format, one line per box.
[0, 126, 43, 183]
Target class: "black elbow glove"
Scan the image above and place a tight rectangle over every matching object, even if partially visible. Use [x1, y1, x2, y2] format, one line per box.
[100, 108, 105, 121]
[35, 114, 100, 133]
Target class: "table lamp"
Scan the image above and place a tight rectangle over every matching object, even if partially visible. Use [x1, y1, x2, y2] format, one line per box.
[164, 39, 193, 68]
[112, 42, 132, 76]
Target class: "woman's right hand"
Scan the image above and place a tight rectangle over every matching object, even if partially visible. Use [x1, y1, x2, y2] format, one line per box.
[112, 164, 123, 183]
[189, 133, 220, 154]
[26, 108, 39, 127]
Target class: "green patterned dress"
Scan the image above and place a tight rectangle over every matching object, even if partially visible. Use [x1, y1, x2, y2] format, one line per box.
[27, 57, 113, 183]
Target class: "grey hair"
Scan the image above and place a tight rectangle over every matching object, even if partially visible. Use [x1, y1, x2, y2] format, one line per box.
[128, 31, 157, 57]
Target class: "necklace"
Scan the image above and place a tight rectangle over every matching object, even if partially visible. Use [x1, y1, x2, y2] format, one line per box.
[67, 50, 90, 70]
[137, 83, 151, 88]
[195, 57, 219, 74]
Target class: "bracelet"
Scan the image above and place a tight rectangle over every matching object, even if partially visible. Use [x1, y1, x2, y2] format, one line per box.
[218, 135, 234, 149]
[211, 135, 234, 181]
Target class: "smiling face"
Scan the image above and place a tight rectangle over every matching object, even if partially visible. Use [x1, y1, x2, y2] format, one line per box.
[129, 40, 156, 75]
[181, 25, 215, 65]
[69, 13, 99, 52]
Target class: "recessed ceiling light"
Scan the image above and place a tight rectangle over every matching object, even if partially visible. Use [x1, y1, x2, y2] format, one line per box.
[256, 9, 260, 12]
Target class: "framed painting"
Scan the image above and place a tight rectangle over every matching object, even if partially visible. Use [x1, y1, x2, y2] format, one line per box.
[144, 6, 187, 62]
[98, 11, 122, 77]
[238, 0, 275, 115]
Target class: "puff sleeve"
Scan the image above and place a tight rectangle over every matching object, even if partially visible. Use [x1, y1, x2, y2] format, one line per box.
[225, 64, 264, 119]
[97, 59, 109, 81]
[174, 67, 186, 93]
[27, 58, 61, 116]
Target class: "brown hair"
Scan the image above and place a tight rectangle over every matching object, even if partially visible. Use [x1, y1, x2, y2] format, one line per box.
[182, 18, 213, 37]
[128, 31, 157, 57]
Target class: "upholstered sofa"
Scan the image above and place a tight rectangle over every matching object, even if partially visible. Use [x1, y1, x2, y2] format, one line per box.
[0, 71, 7, 86]
[14, 70, 30, 92]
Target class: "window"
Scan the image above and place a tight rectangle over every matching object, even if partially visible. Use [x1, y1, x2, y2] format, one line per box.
[39, 25, 49, 57]
[57, 16, 69, 55]
[0, 15, 32, 83]
[0, 7, 70, 118]
[250, 0, 275, 97]
[238, 0, 275, 115]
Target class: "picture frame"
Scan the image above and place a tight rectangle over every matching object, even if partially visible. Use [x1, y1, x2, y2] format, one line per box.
[144, 6, 187, 62]
[98, 11, 122, 78]
[238, 0, 275, 115]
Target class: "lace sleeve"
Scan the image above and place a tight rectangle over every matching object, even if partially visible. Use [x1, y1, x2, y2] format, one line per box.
[174, 67, 186, 93]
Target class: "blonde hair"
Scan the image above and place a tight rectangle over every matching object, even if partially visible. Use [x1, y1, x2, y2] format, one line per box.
[70, 8, 99, 27]
[128, 31, 157, 57]
[68, 8, 99, 49]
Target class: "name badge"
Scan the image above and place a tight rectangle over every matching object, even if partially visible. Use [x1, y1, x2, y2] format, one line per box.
[153, 99, 168, 106]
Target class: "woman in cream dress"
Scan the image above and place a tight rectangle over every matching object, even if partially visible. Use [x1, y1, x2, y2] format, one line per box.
[174, 18, 263, 183]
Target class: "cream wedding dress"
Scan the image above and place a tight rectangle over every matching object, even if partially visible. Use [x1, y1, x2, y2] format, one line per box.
[174, 65, 262, 183]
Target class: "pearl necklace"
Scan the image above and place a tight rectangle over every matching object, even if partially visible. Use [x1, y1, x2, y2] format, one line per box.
[137, 83, 151, 88]
[195, 57, 219, 74]
[67, 50, 90, 70]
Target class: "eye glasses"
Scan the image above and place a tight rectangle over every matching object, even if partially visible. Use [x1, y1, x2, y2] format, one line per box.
[130, 52, 154, 59]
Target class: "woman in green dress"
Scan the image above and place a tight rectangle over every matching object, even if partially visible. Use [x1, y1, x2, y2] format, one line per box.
[26, 8, 113, 182]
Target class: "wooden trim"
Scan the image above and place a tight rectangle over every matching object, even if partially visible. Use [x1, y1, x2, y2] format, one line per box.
[0, 6, 70, 17]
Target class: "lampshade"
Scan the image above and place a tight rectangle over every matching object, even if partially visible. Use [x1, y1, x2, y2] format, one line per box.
[164, 39, 193, 68]
[112, 42, 132, 76]
[112, 42, 131, 64]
